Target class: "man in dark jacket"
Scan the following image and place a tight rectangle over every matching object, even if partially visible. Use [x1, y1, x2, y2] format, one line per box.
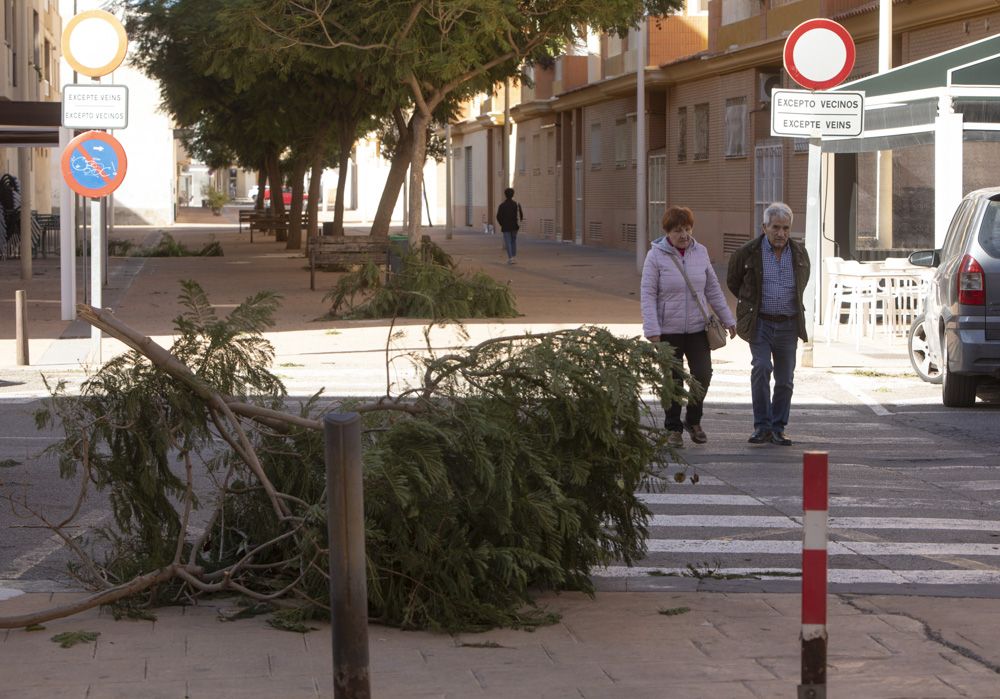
[496, 187, 524, 264]
[726, 202, 810, 447]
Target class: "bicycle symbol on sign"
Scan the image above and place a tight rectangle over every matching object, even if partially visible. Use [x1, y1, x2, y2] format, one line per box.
[70, 148, 118, 180]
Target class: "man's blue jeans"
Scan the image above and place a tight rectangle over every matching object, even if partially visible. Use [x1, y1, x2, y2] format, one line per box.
[502, 230, 517, 259]
[749, 317, 799, 433]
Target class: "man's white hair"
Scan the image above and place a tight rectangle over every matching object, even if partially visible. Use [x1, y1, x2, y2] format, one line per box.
[762, 202, 793, 226]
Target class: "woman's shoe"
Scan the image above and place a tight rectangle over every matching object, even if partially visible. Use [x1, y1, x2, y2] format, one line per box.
[685, 424, 707, 444]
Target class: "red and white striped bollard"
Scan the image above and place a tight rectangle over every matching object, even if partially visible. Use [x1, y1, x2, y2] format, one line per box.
[799, 451, 828, 699]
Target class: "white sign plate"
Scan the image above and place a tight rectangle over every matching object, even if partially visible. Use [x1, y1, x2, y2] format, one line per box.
[62, 84, 129, 129]
[770, 89, 864, 137]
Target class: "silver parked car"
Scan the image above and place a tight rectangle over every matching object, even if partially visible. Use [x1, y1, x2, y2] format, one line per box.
[907, 186, 1000, 406]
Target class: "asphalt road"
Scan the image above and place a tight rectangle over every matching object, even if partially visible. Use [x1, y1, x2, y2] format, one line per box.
[2, 362, 999, 597]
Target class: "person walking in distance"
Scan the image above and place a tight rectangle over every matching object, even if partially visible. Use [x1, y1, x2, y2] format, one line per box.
[641, 206, 737, 449]
[726, 202, 811, 446]
[496, 187, 523, 264]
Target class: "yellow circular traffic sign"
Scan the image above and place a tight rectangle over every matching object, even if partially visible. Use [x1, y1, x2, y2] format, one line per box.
[62, 10, 128, 78]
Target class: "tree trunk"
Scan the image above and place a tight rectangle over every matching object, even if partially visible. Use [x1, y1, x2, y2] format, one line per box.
[370, 112, 414, 240]
[332, 118, 355, 237]
[405, 111, 429, 244]
[307, 151, 323, 242]
[286, 159, 307, 249]
[266, 152, 285, 221]
[254, 159, 267, 212]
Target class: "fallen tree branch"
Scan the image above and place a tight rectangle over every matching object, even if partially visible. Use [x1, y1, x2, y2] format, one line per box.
[0, 565, 196, 629]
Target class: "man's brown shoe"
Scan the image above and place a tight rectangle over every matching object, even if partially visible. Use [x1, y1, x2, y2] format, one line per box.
[666, 431, 684, 448]
[685, 424, 707, 444]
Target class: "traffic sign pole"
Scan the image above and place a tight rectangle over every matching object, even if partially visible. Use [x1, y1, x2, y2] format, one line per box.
[90, 198, 103, 363]
[61, 9, 129, 361]
[60, 129, 127, 365]
[778, 18, 858, 369]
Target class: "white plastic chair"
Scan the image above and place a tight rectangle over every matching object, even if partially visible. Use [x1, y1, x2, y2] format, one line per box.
[830, 260, 890, 348]
[882, 257, 924, 333]
[822, 256, 844, 341]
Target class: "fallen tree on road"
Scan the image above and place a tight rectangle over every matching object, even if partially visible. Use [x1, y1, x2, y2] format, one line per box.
[1, 281, 691, 631]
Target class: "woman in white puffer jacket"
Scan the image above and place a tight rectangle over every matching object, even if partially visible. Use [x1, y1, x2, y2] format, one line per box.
[641, 206, 736, 448]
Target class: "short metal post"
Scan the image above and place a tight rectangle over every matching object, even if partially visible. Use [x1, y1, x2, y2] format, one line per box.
[323, 412, 371, 699]
[15, 290, 29, 366]
[310, 237, 316, 291]
[799, 451, 828, 699]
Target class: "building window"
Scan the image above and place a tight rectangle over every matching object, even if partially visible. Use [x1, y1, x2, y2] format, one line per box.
[516, 136, 526, 175]
[693, 103, 709, 161]
[531, 133, 541, 175]
[590, 122, 602, 169]
[5, 0, 16, 87]
[546, 130, 555, 173]
[725, 97, 748, 158]
[677, 107, 687, 162]
[755, 140, 783, 231]
[722, 0, 757, 25]
[628, 114, 637, 165]
[614, 118, 629, 168]
[32, 11, 39, 71]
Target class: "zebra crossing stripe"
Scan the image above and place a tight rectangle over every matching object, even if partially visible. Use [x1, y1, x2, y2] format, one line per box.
[644, 539, 1000, 556]
[592, 567, 1000, 585]
[649, 515, 1000, 531]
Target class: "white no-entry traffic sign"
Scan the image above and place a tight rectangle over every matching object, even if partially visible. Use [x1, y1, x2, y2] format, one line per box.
[783, 19, 855, 91]
[61, 9, 128, 78]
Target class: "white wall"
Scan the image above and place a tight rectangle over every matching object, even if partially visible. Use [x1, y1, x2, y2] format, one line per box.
[319, 136, 445, 227]
[108, 62, 175, 224]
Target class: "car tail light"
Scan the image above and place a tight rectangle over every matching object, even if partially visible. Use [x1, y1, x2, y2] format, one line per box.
[957, 254, 985, 306]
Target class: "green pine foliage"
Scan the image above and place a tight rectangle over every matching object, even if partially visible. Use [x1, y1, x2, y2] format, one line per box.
[129, 233, 223, 257]
[37, 283, 686, 631]
[324, 239, 517, 319]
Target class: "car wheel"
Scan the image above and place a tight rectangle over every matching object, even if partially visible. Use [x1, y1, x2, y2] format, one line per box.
[941, 332, 978, 407]
[907, 314, 942, 384]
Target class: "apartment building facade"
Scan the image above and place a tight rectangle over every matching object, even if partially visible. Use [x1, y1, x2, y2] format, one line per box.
[1, 0, 62, 214]
[448, 0, 1000, 263]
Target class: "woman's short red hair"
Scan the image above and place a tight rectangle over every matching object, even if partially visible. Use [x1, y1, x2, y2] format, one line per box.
[662, 206, 694, 233]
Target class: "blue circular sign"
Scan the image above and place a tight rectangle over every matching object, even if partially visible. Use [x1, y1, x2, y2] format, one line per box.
[61, 130, 128, 198]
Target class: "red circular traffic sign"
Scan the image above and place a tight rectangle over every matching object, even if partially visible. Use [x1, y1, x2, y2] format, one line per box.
[61, 131, 128, 198]
[783, 18, 855, 90]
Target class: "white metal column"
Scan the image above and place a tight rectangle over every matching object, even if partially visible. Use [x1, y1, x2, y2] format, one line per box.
[60, 128, 77, 320]
[635, 19, 647, 272]
[647, 153, 666, 242]
[934, 95, 963, 247]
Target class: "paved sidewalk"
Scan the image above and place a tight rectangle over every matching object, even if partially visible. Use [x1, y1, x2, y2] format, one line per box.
[2, 216, 966, 698]
[3, 589, 1000, 697]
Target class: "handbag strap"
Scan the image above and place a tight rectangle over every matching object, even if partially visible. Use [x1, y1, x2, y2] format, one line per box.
[666, 252, 712, 324]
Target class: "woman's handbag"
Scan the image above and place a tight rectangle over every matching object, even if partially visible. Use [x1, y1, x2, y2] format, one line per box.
[667, 255, 728, 350]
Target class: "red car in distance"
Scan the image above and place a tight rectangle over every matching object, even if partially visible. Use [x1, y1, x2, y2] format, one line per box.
[252, 186, 307, 206]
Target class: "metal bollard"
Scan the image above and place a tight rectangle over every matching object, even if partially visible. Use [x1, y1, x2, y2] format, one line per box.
[15, 290, 29, 366]
[799, 451, 828, 699]
[323, 412, 371, 699]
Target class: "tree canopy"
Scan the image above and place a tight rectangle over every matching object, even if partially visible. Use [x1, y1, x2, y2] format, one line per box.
[126, 0, 686, 242]
[241, 0, 686, 240]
